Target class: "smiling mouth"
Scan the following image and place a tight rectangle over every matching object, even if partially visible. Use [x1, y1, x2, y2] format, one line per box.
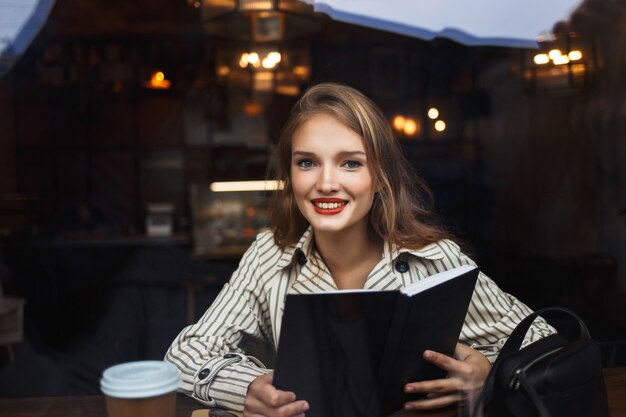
[311, 200, 347, 215]
[313, 201, 346, 210]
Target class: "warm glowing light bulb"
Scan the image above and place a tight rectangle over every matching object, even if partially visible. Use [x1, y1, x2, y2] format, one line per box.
[392, 115, 406, 131]
[146, 71, 171, 89]
[261, 51, 281, 69]
[427, 108, 439, 119]
[434, 120, 446, 132]
[548, 49, 562, 60]
[262, 58, 276, 69]
[217, 66, 230, 77]
[293, 65, 309, 78]
[568, 50, 583, 61]
[534, 53, 550, 65]
[553, 55, 570, 65]
[267, 51, 281, 63]
[239, 53, 250, 68]
[248, 52, 260, 66]
[403, 119, 417, 136]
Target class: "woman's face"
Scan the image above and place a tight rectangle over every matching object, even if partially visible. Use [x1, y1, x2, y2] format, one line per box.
[290, 113, 376, 238]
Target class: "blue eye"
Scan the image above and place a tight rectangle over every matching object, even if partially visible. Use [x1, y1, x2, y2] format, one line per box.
[343, 160, 362, 169]
[297, 159, 314, 168]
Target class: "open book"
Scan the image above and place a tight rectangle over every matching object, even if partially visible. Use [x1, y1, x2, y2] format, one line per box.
[273, 265, 479, 417]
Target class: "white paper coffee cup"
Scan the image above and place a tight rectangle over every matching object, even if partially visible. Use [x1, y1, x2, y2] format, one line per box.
[101, 361, 181, 417]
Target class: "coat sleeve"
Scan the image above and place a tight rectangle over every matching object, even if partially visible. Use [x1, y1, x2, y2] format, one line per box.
[460, 270, 556, 363]
[164, 239, 274, 411]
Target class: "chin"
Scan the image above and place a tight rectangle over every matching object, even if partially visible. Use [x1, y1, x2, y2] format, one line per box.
[308, 221, 343, 233]
[309, 218, 363, 236]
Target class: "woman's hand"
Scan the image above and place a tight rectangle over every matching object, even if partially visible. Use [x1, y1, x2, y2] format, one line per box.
[403, 343, 491, 410]
[244, 372, 309, 417]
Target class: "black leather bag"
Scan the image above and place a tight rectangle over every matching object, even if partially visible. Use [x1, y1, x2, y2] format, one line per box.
[473, 307, 610, 417]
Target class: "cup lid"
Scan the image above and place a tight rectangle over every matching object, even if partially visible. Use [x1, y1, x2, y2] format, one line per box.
[100, 361, 181, 399]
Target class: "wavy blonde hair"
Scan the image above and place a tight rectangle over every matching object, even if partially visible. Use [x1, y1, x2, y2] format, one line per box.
[268, 83, 453, 249]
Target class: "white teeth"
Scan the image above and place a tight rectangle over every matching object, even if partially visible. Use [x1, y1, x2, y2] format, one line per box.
[314, 202, 345, 209]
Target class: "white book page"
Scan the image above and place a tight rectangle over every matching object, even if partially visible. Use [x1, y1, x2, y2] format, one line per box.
[401, 265, 476, 296]
[312, 288, 377, 295]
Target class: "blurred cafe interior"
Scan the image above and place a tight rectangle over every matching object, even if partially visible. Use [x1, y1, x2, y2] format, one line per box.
[0, 0, 625, 397]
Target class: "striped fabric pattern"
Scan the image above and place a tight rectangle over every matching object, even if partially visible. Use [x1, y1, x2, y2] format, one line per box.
[165, 227, 555, 411]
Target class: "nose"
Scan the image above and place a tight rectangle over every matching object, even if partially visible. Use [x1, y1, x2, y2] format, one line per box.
[316, 165, 339, 193]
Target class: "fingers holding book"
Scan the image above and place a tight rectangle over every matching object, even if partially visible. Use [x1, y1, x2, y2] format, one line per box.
[403, 343, 491, 410]
[244, 372, 310, 417]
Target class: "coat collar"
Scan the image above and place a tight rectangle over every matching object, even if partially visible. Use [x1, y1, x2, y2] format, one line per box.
[385, 240, 448, 263]
[275, 226, 315, 270]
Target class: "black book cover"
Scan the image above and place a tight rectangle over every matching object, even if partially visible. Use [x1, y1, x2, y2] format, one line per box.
[273, 265, 479, 417]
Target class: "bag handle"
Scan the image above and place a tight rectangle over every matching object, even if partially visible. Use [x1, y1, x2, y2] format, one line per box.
[497, 307, 589, 359]
[517, 372, 552, 417]
[471, 307, 590, 417]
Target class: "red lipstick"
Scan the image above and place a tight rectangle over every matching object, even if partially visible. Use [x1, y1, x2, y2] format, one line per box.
[311, 198, 347, 215]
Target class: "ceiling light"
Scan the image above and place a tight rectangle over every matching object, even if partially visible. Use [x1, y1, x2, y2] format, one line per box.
[210, 180, 284, 192]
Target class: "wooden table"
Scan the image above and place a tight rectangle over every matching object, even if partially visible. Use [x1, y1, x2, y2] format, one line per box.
[1, 368, 625, 417]
[605, 367, 626, 417]
[0, 394, 200, 417]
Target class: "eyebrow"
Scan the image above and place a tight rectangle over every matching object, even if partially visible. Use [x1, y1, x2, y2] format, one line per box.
[291, 150, 367, 158]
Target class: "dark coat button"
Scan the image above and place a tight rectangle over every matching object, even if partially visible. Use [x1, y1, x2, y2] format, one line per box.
[296, 249, 307, 266]
[223, 353, 237, 359]
[395, 260, 409, 273]
[198, 368, 210, 380]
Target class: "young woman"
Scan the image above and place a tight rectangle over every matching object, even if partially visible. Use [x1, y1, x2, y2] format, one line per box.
[165, 83, 554, 416]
